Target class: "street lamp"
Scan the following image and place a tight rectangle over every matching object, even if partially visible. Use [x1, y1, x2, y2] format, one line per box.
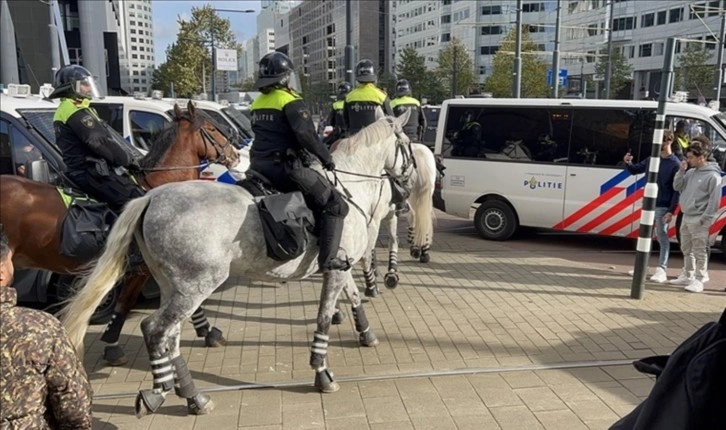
[210, 8, 254, 102]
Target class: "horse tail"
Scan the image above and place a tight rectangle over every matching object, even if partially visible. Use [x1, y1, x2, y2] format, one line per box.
[59, 194, 151, 358]
[410, 144, 436, 248]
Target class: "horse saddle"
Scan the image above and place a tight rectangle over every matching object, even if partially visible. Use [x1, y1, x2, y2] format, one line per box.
[56, 188, 116, 260]
[237, 170, 316, 262]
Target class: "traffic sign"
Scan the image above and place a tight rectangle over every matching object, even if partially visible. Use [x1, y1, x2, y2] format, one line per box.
[547, 69, 568, 86]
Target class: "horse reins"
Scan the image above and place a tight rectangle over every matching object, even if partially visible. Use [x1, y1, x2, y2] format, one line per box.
[135, 125, 233, 173]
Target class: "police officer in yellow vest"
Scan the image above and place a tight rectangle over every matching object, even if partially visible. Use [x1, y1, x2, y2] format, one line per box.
[323, 82, 351, 146]
[48, 65, 144, 212]
[249, 52, 351, 271]
[390, 79, 426, 143]
[343, 59, 393, 135]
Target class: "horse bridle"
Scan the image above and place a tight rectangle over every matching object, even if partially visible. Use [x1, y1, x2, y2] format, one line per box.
[199, 126, 234, 166]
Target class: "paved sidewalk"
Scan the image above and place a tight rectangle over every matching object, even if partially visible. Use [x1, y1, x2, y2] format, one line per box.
[87, 213, 725, 429]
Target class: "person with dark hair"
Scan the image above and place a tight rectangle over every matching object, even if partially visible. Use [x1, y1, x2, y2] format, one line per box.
[248, 52, 351, 271]
[669, 136, 723, 292]
[0, 225, 93, 428]
[343, 59, 393, 135]
[48, 64, 144, 212]
[623, 130, 680, 283]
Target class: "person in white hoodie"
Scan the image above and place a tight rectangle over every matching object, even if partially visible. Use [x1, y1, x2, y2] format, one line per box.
[670, 136, 723, 292]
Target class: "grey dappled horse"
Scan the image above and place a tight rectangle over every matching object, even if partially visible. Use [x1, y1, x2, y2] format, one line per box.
[60, 114, 414, 418]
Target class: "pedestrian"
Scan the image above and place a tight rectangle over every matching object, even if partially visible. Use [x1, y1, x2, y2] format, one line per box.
[343, 59, 393, 136]
[0, 224, 93, 429]
[669, 136, 723, 292]
[672, 120, 690, 160]
[623, 130, 680, 283]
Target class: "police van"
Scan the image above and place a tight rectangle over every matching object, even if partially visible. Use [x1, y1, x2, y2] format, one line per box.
[433, 97, 726, 255]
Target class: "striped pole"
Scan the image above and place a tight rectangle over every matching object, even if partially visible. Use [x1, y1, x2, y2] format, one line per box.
[631, 37, 676, 299]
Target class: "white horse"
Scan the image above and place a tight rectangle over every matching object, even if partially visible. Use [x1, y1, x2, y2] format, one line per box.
[59, 115, 414, 418]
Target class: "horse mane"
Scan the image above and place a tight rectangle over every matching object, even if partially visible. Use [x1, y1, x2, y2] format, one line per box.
[140, 109, 205, 168]
[333, 118, 395, 157]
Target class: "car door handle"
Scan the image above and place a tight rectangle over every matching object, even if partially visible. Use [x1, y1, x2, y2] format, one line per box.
[570, 173, 576, 176]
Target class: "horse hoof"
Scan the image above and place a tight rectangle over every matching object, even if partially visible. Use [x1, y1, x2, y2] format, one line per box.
[187, 393, 214, 415]
[364, 286, 379, 298]
[410, 247, 421, 259]
[103, 345, 128, 367]
[359, 329, 379, 347]
[204, 327, 227, 348]
[384, 272, 399, 289]
[331, 310, 346, 325]
[135, 390, 166, 418]
[420, 252, 431, 263]
[314, 369, 339, 393]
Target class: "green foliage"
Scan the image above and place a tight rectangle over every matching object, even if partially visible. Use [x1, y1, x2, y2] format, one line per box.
[237, 77, 257, 92]
[483, 28, 549, 98]
[378, 71, 398, 96]
[396, 47, 428, 99]
[436, 37, 475, 97]
[152, 4, 239, 98]
[675, 43, 714, 97]
[595, 49, 633, 99]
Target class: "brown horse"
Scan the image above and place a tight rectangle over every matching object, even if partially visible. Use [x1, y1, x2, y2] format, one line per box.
[0, 101, 239, 365]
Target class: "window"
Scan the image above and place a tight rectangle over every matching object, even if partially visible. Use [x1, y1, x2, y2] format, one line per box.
[639, 43, 652, 57]
[481, 5, 501, 15]
[441, 14, 451, 23]
[480, 46, 499, 55]
[90, 103, 124, 134]
[641, 12, 654, 27]
[709, 0, 720, 17]
[529, 24, 546, 33]
[480, 25, 502, 35]
[569, 108, 646, 167]
[654, 42, 664, 55]
[0, 119, 44, 176]
[669, 7, 683, 23]
[657, 10, 666, 25]
[131, 37, 137, 42]
[441, 33, 451, 42]
[129, 111, 166, 150]
[626, 45, 635, 58]
[612, 17, 635, 31]
[443, 0, 451, 5]
[523, 2, 544, 12]
[587, 23, 598, 36]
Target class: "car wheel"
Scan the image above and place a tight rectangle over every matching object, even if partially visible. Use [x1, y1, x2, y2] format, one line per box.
[474, 200, 518, 241]
[55, 275, 118, 325]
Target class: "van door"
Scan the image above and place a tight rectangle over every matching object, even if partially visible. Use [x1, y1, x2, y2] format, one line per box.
[560, 107, 644, 238]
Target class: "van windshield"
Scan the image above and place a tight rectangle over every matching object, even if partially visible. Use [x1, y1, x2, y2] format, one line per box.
[222, 106, 253, 140]
[17, 109, 56, 147]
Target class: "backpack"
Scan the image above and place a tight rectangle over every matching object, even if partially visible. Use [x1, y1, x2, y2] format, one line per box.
[610, 307, 726, 430]
[60, 198, 117, 259]
[256, 192, 315, 262]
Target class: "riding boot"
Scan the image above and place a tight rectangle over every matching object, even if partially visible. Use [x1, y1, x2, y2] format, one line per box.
[318, 215, 351, 271]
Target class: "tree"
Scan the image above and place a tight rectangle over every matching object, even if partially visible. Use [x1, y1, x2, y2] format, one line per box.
[396, 47, 428, 99]
[675, 43, 714, 98]
[152, 4, 239, 97]
[237, 77, 257, 92]
[436, 37, 475, 97]
[595, 49, 633, 99]
[484, 28, 549, 98]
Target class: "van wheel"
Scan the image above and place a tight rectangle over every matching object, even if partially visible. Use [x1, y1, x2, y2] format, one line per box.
[474, 200, 518, 241]
[55, 275, 118, 326]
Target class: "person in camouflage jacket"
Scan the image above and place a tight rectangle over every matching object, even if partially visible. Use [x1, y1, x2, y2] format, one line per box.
[0, 225, 93, 429]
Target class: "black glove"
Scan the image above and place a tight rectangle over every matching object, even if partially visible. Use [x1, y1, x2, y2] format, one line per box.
[323, 160, 336, 171]
[127, 159, 142, 173]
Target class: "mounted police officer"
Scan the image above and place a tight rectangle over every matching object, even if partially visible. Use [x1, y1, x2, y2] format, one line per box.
[343, 59, 393, 135]
[323, 82, 351, 146]
[48, 65, 144, 213]
[248, 52, 351, 271]
[451, 110, 482, 158]
[390, 79, 426, 143]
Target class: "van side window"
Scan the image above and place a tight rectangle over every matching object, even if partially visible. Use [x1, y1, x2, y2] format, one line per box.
[91, 103, 124, 134]
[129, 111, 166, 150]
[0, 120, 12, 174]
[569, 108, 641, 167]
[0, 119, 44, 177]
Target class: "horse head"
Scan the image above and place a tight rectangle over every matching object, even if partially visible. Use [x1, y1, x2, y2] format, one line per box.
[384, 110, 416, 184]
[173, 101, 240, 169]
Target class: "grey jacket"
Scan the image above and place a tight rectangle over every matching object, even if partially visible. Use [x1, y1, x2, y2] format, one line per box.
[673, 162, 723, 225]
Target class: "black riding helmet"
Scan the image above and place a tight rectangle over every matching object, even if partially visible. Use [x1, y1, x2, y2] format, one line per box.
[355, 59, 377, 83]
[47, 64, 102, 100]
[337, 82, 352, 100]
[395, 79, 411, 98]
[255, 52, 294, 90]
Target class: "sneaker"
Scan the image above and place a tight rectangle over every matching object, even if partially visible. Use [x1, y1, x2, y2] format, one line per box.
[699, 274, 710, 283]
[628, 268, 651, 276]
[685, 279, 704, 293]
[669, 274, 695, 286]
[649, 267, 668, 283]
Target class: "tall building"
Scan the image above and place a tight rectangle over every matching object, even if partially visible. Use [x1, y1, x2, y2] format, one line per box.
[257, 1, 299, 61]
[119, 0, 155, 94]
[243, 36, 259, 81]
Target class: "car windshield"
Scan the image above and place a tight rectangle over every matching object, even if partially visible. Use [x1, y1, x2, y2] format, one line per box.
[222, 106, 253, 140]
[17, 109, 57, 147]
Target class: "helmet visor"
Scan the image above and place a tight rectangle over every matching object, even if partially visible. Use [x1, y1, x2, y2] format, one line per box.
[72, 76, 102, 99]
[287, 71, 301, 93]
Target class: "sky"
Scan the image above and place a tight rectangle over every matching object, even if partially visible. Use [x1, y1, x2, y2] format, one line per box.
[152, 0, 261, 65]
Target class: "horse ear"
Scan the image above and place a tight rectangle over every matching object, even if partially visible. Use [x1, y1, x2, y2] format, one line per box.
[173, 103, 183, 119]
[187, 100, 196, 118]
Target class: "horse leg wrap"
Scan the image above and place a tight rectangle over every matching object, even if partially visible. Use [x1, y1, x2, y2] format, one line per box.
[420, 244, 431, 263]
[171, 356, 197, 399]
[370, 249, 379, 277]
[388, 250, 398, 273]
[314, 367, 339, 393]
[309, 331, 329, 369]
[204, 327, 227, 347]
[191, 308, 211, 338]
[103, 344, 128, 367]
[407, 226, 414, 245]
[352, 306, 369, 333]
[363, 268, 376, 289]
[149, 354, 174, 392]
[410, 246, 421, 259]
[101, 312, 127, 343]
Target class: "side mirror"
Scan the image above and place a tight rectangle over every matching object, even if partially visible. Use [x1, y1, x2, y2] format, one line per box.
[26, 159, 51, 183]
